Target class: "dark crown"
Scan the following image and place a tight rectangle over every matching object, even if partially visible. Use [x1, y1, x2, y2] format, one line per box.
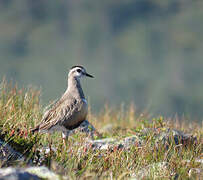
[70, 65, 84, 70]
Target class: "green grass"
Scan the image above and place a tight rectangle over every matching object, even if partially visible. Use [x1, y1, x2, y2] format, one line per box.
[0, 79, 202, 179]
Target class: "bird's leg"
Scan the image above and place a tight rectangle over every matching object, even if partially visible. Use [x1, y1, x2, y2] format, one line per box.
[62, 131, 69, 147]
[47, 133, 53, 168]
[48, 134, 52, 151]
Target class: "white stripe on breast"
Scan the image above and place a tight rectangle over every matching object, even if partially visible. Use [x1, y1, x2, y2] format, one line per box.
[82, 98, 87, 104]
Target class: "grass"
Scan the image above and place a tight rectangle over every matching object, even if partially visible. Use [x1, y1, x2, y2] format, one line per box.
[0, 79, 202, 179]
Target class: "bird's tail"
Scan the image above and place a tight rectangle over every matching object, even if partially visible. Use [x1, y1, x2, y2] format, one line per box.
[30, 125, 40, 134]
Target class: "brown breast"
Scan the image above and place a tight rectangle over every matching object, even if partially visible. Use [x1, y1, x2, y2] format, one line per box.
[63, 99, 88, 129]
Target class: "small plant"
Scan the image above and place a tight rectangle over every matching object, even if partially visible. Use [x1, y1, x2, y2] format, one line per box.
[0, 79, 202, 179]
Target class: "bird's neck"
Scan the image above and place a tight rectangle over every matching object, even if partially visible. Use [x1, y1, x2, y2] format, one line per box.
[66, 76, 85, 99]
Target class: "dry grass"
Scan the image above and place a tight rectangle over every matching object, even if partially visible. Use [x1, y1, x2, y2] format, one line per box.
[0, 79, 202, 179]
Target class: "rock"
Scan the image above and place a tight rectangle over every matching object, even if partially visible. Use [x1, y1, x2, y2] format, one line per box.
[131, 162, 174, 179]
[33, 146, 57, 166]
[157, 128, 197, 148]
[139, 128, 197, 149]
[188, 168, 203, 179]
[87, 138, 116, 150]
[25, 166, 66, 180]
[70, 120, 97, 139]
[0, 167, 40, 180]
[121, 135, 142, 149]
[85, 136, 142, 151]
[0, 167, 67, 180]
[0, 139, 26, 166]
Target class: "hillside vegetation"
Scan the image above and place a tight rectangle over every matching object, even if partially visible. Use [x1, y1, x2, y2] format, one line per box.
[1, 1, 203, 118]
[0, 80, 202, 179]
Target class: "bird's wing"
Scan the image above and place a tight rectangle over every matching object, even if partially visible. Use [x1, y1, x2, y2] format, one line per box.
[43, 98, 59, 114]
[41, 97, 64, 123]
[38, 97, 80, 131]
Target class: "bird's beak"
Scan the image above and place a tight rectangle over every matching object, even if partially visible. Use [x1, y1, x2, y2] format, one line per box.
[85, 72, 94, 78]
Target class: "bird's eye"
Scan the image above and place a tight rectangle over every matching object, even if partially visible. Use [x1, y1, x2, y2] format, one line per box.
[77, 69, 81, 73]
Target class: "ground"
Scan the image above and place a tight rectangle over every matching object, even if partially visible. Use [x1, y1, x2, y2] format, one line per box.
[0, 80, 202, 179]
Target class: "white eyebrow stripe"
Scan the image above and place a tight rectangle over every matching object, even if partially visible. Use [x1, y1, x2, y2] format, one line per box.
[69, 67, 82, 74]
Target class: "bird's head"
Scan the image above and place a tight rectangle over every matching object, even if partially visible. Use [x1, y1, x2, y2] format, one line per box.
[68, 65, 94, 79]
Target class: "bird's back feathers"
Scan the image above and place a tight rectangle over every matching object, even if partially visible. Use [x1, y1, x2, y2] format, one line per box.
[32, 93, 87, 133]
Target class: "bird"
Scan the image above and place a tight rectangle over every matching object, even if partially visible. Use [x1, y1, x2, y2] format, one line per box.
[31, 65, 94, 145]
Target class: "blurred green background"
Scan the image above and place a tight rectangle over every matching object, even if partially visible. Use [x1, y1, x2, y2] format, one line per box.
[0, 0, 203, 120]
